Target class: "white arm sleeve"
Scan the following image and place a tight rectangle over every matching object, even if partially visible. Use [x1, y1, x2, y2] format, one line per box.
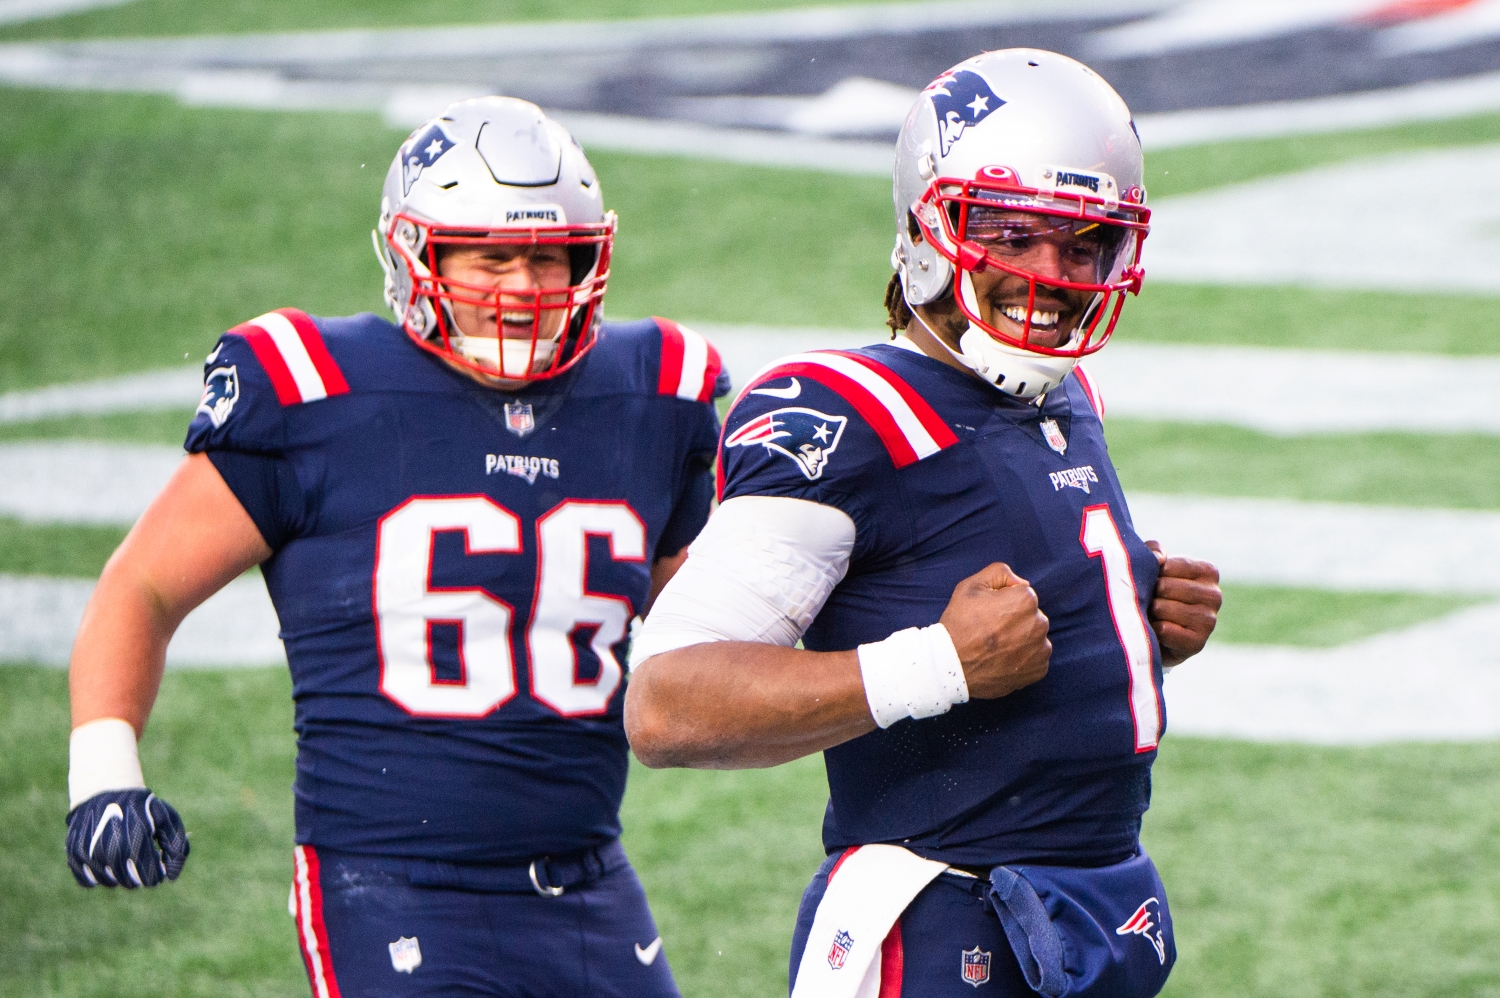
[630, 495, 856, 666]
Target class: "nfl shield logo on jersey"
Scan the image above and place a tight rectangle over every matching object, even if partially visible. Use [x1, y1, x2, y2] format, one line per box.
[828, 929, 854, 970]
[197, 365, 240, 428]
[1040, 418, 1068, 456]
[389, 936, 422, 974]
[504, 402, 536, 438]
[961, 946, 991, 987]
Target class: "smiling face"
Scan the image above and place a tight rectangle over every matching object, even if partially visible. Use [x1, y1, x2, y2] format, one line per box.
[964, 207, 1117, 349]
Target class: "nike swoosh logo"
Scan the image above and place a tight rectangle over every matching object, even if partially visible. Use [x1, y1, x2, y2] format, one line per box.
[751, 377, 801, 400]
[89, 803, 124, 859]
[634, 937, 663, 965]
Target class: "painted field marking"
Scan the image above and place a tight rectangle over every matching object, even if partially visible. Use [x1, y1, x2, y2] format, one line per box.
[5, 332, 1500, 440]
[1165, 600, 1500, 743]
[1147, 144, 1500, 292]
[0, 573, 283, 667]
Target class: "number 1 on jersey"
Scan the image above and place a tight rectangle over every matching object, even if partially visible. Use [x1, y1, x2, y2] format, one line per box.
[1080, 504, 1161, 752]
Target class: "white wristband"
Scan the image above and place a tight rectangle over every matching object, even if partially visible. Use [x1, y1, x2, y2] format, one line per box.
[857, 623, 969, 729]
[68, 718, 146, 810]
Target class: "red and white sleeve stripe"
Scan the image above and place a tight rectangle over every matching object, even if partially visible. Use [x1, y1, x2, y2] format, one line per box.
[230, 308, 350, 406]
[292, 845, 342, 998]
[735, 351, 958, 469]
[1073, 362, 1106, 420]
[656, 317, 723, 404]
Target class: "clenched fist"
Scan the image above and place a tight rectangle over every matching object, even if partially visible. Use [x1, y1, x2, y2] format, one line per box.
[939, 562, 1052, 699]
[1145, 541, 1221, 667]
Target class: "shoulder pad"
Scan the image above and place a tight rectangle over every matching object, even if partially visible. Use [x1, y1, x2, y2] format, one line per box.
[654, 317, 726, 403]
[729, 350, 958, 470]
[1070, 362, 1105, 420]
[227, 309, 350, 406]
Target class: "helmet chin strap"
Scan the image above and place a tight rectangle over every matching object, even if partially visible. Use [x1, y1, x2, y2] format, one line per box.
[902, 271, 1080, 400]
[452, 334, 559, 378]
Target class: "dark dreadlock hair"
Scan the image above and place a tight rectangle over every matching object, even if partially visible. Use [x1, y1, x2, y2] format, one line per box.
[883, 272, 913, 337]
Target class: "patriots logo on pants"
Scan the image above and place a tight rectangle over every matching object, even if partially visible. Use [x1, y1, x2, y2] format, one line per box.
[65, 789, 189, 888]
[926, 70, 1005, 156]
[1115, 897, 1168, 964]
[724, 406, 848, 481]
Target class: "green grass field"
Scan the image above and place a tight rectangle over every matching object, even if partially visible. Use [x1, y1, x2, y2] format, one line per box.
[5, 666, 1498, 997]
[3, 2, 1499, 995]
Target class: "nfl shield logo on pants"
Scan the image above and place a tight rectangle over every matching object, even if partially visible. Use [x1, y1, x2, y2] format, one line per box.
[389, 936, 422, 974]
[961, 946, 991, 987]
[827, 929, 854, 970]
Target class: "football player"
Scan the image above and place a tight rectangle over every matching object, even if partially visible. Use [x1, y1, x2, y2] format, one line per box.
[64, 97, 726, 997]
[626, 51, 1221, 997]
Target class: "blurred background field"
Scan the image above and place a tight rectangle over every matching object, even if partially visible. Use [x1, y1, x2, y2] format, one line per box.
[3, 0, 1499, 995]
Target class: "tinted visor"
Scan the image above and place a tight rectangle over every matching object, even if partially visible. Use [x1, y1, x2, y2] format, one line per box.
[961, 203, 1133, 286]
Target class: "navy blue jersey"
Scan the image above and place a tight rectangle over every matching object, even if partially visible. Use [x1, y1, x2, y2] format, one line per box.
[719, 343, 1163, 868]
[185, 309, 725, 864]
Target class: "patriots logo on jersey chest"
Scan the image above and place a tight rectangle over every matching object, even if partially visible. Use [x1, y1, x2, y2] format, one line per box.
[724, 406, 847, 481]
[197, 365, 239, 428]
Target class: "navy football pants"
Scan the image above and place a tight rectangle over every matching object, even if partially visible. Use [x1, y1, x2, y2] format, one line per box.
[290, 841, 680, 997]
[790, 852, 1032, 997]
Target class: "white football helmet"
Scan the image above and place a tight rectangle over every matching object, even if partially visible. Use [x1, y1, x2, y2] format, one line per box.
[892, 49, 1150, 398]
[375, 96, 616, 382]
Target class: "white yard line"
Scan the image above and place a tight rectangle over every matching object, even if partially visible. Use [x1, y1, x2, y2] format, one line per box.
[1129, 494, 1500, 596]
[0, 441, 182, 524]
[6, 442, 1500, 594]
[5, 334, 1500, 438]
[1375, 0, 1500, 56]
[0, 573, 283, 667]
[4, 6, 1500, 164]
[1135, 70, 1500, 150]
[1165, 600, 1500, 743]
[0, 365, 201, 424]
[0, 1, 1169, 64]
[1080, 343, 1500, 436]
[1085, 0, 1388, 60]
[1146, 144, 1500, 293]
[6, 574, 1497, 742]
[0, 0, 137, 26]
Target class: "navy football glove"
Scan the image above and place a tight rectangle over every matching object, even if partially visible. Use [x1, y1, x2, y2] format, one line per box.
[65, 789, 189, 888]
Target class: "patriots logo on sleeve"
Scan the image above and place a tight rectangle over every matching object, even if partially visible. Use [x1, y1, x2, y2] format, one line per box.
[926, 70, 1004, 156]
[402, 123, 455, 195]
[724, 406, 847, 481]
[197, 365, 239, 428]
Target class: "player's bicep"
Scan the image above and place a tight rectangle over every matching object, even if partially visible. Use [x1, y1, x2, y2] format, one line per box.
[632, 496, 855, 664]
[105, 453, 271, 625]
